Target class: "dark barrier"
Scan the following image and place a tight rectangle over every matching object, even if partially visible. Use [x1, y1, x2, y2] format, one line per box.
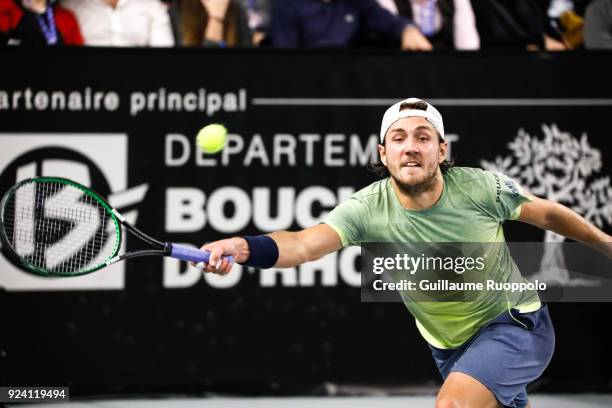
[1, 48, 611, 396]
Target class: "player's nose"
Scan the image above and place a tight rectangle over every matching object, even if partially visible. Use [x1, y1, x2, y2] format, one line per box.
[402, 137, 419, 154]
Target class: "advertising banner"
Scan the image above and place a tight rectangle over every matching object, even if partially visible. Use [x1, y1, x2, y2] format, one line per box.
[1, 48, 611, 394]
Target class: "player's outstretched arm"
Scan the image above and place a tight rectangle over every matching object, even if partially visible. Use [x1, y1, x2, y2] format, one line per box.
[198, 224, 342, 274]
[518, 192, 612, 259]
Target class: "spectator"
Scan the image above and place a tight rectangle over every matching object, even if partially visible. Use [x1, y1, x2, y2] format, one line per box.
[270, 0, 433, 51]
[179, 0, 251, 47]
[61, 0, 174, 46]
[241, 0, 270, 45]
[1, 0, 83, 45]
[470, 0, 567, 50]
[163, 0, 182, 45]
[555, 8, 585, 49]
[376, 0, 480, 50]
[546, 0, 586, 49]
[585, 0, 612, 48]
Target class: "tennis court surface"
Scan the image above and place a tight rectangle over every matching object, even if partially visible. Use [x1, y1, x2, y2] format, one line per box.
[11, 395, 612, 408]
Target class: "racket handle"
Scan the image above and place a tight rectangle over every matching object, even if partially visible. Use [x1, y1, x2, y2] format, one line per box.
[168, 243, 234, 264]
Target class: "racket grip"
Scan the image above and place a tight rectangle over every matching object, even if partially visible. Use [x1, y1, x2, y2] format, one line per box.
[168, 243, 234, 264]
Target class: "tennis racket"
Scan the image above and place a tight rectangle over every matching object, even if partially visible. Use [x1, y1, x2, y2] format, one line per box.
[0, 177, 230, 277]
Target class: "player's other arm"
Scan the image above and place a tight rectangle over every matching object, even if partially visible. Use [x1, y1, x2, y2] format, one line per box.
[518, 192, 612, 258]
[199, 224, 342, 274]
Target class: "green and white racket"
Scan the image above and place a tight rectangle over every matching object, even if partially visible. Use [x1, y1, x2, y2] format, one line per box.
[0, 177, 230, 277]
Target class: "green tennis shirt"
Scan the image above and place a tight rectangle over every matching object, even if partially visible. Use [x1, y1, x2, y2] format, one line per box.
[324, 167, 541, 349]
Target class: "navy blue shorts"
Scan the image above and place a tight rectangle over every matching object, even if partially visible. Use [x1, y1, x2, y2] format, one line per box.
[429, 305, 555, 408]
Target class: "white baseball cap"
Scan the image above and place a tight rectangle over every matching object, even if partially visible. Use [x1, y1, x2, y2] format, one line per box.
[379, 97, 445, 143]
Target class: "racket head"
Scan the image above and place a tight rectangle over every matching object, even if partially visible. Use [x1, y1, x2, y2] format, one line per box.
[0, 177, 122, 277]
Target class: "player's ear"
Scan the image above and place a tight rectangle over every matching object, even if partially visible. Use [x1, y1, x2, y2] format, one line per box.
[438, 140, 448, 164]
[378, 142, 388, 166]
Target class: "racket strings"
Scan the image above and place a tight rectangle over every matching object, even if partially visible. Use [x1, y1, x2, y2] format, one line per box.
[2, 181, 119, 275]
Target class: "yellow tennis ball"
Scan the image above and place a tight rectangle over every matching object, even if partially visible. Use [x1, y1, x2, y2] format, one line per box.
[197, 124, 227, 154]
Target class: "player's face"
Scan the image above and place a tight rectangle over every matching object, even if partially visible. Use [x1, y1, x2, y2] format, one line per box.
[379, 117, 446, 189]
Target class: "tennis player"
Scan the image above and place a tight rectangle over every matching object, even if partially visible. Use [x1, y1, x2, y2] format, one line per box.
[198, 98, 612, 408]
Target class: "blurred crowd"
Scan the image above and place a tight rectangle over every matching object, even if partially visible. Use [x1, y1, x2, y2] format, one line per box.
[1, 0, 611, 50]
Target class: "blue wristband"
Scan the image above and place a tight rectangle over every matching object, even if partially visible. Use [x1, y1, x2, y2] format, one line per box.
[241, 235, 279, 269]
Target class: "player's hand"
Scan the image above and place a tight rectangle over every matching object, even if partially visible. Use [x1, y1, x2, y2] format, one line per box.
[401, 25, 433, 51]
[600, 237, 612, 261]
[197, 237, 250, 275]
[544, 35, 567, 51]
[200, 0, 231, 20]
